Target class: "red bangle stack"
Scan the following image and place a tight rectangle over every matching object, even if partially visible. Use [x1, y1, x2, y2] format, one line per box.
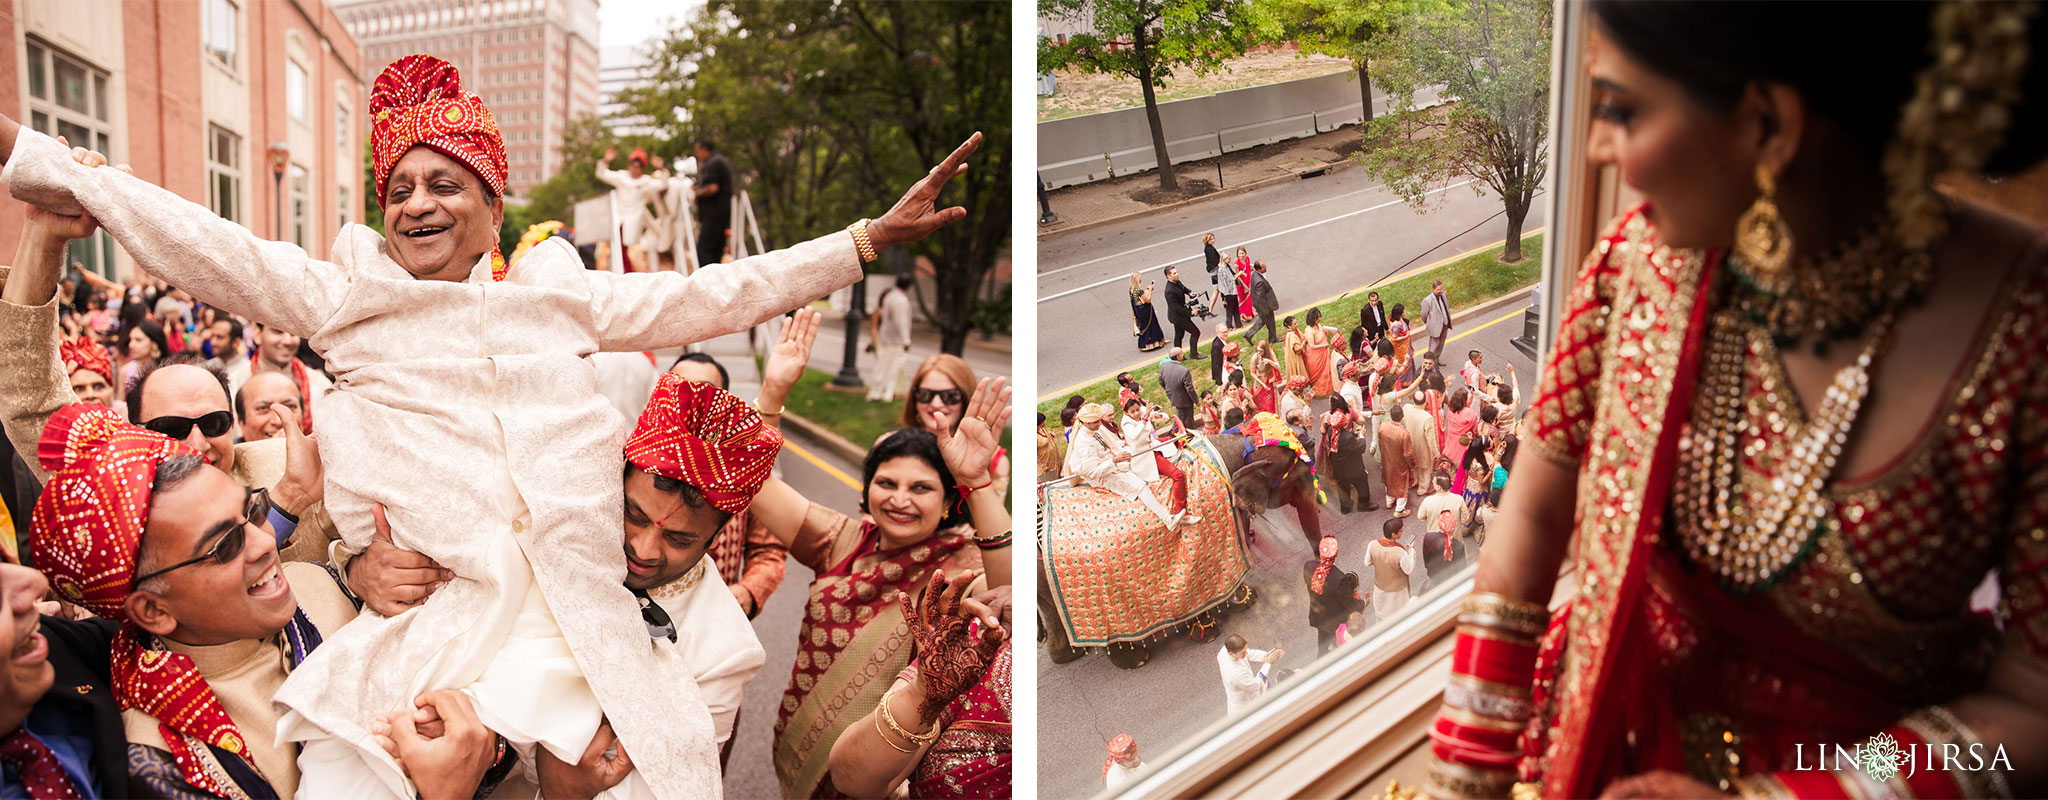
[1425, 592, 1549, 800]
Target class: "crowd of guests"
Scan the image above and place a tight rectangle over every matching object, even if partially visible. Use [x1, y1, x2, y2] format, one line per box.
[0, 53, 1008, 800]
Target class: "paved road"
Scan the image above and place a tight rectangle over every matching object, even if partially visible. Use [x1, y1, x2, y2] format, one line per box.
[721, 422, 866, 800]
[1037, 168, 1549, 397]
[1035, 303, 1539, 800]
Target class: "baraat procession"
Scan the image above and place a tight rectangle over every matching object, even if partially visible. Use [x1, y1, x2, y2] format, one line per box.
[0, 13, 1012, 796]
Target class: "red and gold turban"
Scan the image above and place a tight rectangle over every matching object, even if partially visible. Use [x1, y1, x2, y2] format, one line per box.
[1104, 734, 1137, 778]
[625, 373, 782, 515]
[370, 55, 507, 202]
[30, 403, 194, 620]
[59, 335, 113, 384]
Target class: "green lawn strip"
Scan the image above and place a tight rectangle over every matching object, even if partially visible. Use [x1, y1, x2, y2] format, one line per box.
[789, 368, 1011, 457]
[1035, 233, 1543, 421]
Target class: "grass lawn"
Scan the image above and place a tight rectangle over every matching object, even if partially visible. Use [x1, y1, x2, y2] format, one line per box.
[1035, 232, 1544, 421]
[789, 368, 1012, 457]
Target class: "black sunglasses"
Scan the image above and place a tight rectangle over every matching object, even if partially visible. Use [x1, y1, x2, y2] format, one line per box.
[134, 489, 271, 584]
[913, 388, 966, 406]
[632, 587, 677, 643]
[143, 410, 234, 440]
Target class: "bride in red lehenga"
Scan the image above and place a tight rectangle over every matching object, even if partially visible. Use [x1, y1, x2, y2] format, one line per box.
[1422, 3, 2048, 798]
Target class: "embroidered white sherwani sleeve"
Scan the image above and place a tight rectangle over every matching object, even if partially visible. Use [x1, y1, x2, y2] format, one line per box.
[4, 126, 862, 800]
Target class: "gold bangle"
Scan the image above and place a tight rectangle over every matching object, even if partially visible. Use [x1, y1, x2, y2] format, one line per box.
[1459, 593, 1548, 637]
[878, 684, 939, 744]
[873, 704, 919, 754]
[848, 219, 880, 264]
[754, 400, 785, 417]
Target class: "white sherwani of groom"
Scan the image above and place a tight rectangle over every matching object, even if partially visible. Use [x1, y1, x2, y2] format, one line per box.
[3, 125, 857, 799]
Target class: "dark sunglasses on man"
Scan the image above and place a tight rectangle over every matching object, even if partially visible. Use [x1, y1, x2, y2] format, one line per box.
[142, 409, 234, 440]
[133, 488, 272, 583]
[632, 587, 678, 644]
[912, 387, 965, 406]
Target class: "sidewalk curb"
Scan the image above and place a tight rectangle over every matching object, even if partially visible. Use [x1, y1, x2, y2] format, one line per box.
[1039, 159, 1356, 242]
[1448, 285, 1538, 330]
[782, 410, 871, 465]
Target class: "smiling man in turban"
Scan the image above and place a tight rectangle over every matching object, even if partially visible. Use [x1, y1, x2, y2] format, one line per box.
[28, 403, 363, 798]
[0, 52, 982, 799]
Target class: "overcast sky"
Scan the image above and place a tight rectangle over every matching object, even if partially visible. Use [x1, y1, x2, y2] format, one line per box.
[598, 0, 704, 52]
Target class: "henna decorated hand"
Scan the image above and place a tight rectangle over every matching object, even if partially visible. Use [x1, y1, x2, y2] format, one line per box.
[901, 570, 1005, 723]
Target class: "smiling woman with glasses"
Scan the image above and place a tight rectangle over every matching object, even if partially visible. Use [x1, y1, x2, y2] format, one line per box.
[888, 354, 1009, 503]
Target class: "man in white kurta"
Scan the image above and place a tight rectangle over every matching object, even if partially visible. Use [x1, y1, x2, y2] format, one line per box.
[597, 146, 669, 271]
[1068, 404, 1179, 530]
[867, 276, 916, 401]
[0, 75, 981, 798]
[1217, 635, 1281, 715]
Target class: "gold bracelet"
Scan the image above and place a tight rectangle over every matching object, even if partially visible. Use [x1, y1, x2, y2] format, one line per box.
[1459, 593, 1548, 637]
[873, 704, 919, 754]
[754, 399, 785, 417]
[848, 219, 880, 264]
[878, 684, 940, 745]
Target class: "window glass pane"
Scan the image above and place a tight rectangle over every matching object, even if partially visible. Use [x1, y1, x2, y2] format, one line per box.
[95, 132, 109, 159]
[30, 112, 49, 136]
[55, 57, 88, 113]
[93, 74, 107, 121]
[27, 43, 45, 99]
[287, 61, 309, 121]
[205, 0, 239, 69]
[57, 120, 90, 151]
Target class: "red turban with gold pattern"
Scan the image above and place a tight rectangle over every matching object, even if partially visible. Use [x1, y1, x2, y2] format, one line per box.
[59, 335, 113, 384]
[625, 374, 782, 515]
[370, 55, 507, 202]
[30, 403, 195, 620]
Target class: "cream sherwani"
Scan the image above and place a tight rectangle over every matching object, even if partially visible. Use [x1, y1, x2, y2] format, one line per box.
[4, 127, 861, 800]
[647, 561, 765, 746]
[597, 164, 669, 267]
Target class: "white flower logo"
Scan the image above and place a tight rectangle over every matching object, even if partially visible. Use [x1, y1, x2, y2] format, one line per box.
[1860, 732, 1907, 783]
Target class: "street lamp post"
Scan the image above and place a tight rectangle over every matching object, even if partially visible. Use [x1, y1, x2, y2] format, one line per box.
[830, 277, 868, 390]
[267, 142, 290, 241]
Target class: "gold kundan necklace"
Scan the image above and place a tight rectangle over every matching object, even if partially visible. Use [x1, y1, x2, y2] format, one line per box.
[1671, 226, 1924, 594]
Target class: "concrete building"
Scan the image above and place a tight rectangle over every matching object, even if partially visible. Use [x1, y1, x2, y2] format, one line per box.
[0, 0, 365, 280]
[335, 0, 601, 199]
[596, 43, 655, 138]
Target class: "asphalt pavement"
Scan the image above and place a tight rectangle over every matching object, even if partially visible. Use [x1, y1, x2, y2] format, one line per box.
[1035, 302, 1541, 800]
[1037, 167, 1549, 398]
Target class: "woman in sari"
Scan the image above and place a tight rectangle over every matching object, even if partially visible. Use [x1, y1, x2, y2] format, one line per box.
[1251, 341, 1282, 415]
[888, 354, 1011, 502]
[1128, 273, 1166, 352]
[1235, 250, 1256, 322]
[828, 571, 1013, 799]
[1441, 387, 1478, 487]
[1303, 308, 1336, 398]
[1282, 316, 1309, 384]
[1386, 303, 1413, 363]
[1424, 3, 2048, 798]
[775, 379, 1013, 798]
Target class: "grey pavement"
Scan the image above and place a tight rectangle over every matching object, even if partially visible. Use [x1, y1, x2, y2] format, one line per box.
[1037, 165, 1548, 398]
[1035, 302, 1539, 800]
[671, 332, 868, 800]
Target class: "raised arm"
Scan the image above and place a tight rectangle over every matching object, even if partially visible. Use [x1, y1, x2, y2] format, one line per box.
[0, 214, 92, 482]
[586, 132, 982, 352]
[0, 125, 347, 336]
[754, 308, 821, 432]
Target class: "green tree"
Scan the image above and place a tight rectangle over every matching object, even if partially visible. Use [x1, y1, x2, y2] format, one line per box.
[1353, 0, 1548, 262]
[1039, 0, 1263, 192]
[362, 138, 383, 235]
[1260, 0, 1411, 124]
[624, 1, 1010, 355]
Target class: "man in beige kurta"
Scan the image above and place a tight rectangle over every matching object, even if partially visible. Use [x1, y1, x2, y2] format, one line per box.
[1403, 397, 1439, 490]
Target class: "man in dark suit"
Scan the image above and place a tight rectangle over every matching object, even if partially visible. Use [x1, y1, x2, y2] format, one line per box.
[1164, 266, 1204, 358]
[1359, 291, 1389, 344]
[1245, 261, 1281, 344]
[0, 562, 124, 798]
[1209, 322, 1232, 386]
[1158, 348, 1198, 429]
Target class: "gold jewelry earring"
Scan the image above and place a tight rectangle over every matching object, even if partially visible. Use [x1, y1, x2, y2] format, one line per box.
[1734, 163, 1793, 281]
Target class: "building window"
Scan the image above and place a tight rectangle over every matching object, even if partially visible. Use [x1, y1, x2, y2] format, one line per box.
[25, 40, 118, 277]
[204, 0, 238, 70]
[338, 185, 350, 230]
[207, 125, 242, 223]
[289, 164, 309, 247]
[287, 60, 309, 121]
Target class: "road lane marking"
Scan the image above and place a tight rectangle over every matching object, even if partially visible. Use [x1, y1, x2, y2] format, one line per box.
[1036, 230, 1545, 402]
[1447, 305, 1532, 344]
[1037, 179, 1480, 304]
[1037, 182, 1412, 279]
[783, 438, 860, 489]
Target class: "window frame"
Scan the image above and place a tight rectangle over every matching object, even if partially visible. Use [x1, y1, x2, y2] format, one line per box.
[1100, 3, 1590, 795]
[24, 39, 119, 279]
[206, 123, 244, 224]
[203, 0, 239, 73]
[286, 59, 310, 122]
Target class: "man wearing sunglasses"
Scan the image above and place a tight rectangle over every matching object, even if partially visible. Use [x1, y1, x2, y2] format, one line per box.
[0, 208, 337, 567]
[21, 404, 482, 799]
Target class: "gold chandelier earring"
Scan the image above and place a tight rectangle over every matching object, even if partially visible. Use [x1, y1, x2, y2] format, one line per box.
[1733, 163, 1793, 282]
